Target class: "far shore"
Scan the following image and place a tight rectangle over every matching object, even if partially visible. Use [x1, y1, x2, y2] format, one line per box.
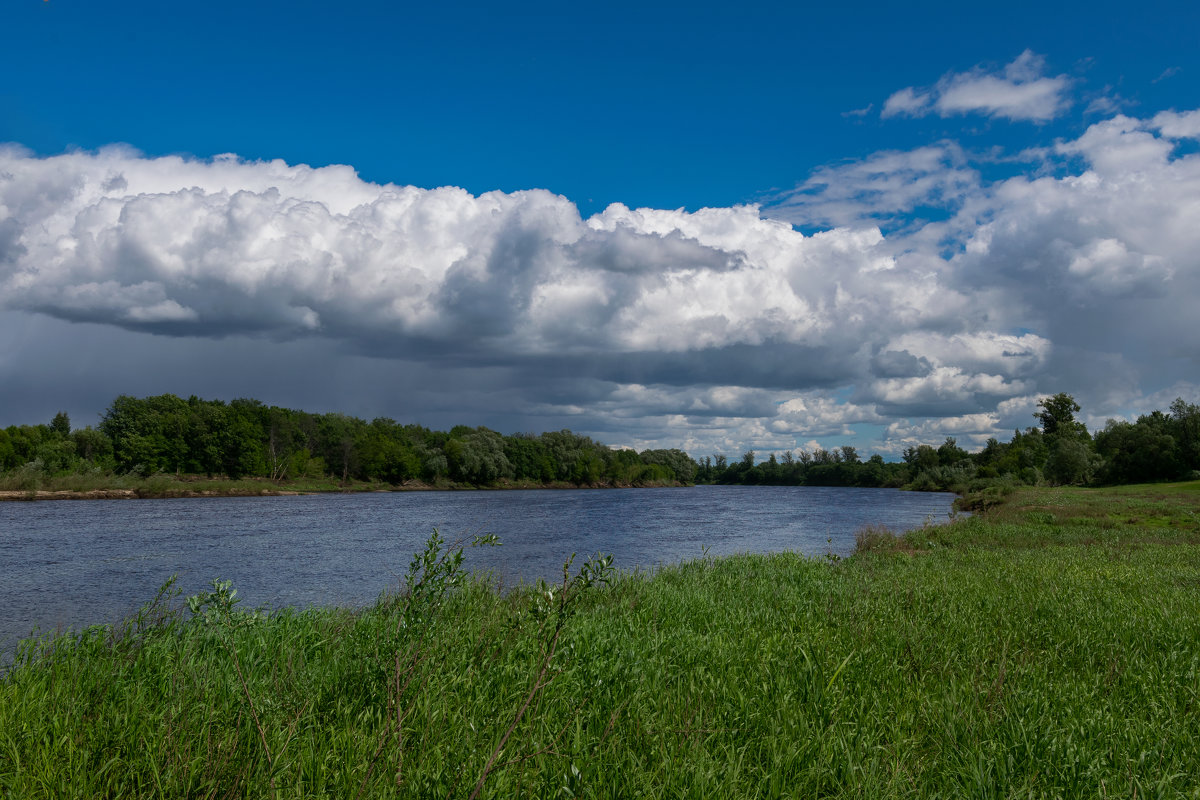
[0, 476, 692, 502]
[0, 488, 305, 502]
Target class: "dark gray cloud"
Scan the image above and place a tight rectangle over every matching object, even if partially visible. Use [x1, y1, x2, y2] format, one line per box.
[870, 349, 933, 379]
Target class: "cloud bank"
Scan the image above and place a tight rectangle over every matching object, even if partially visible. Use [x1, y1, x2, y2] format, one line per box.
[2, 103, 1199, 455]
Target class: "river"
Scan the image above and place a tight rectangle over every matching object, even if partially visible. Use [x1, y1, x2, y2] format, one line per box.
[0, 485, 957, 657]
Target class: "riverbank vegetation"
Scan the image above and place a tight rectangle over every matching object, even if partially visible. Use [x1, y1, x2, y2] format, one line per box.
[700, 393, 1200, 493]
[3, 482, 1200, 796]
[0, 394, 697, 494]
[2, 392, 1199, 498]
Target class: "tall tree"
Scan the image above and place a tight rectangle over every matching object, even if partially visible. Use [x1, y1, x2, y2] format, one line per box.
[1036, 393, 1085, 439]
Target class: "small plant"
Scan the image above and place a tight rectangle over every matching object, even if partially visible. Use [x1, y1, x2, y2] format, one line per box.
[113, 575, 184, 647]
[823, 537, 842, 564]
[357, 528, 502, 797]
[185, 576, 277, 796]
[187, 577, 264, 629]
[468, 551, 614, 800]
[399, 528, 500, 632]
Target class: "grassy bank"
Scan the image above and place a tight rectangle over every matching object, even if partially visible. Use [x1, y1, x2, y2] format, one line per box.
[3, 485, 1200, 797]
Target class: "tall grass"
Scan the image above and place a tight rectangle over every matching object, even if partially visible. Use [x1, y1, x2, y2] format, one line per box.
[3, 485, 1200, 796]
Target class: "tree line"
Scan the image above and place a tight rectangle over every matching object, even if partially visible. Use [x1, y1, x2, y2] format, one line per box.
[3, 392, 1198, 492]
[0, 394, 696, 487]
[698, 393, 1200, 492]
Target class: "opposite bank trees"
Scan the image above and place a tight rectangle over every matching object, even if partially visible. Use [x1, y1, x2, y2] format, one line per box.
[698, 392, 1200, 491]
[3, 392, 1199, 491]
[0, 394, 697, 488]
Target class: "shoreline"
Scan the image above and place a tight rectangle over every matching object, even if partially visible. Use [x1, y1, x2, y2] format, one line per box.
[0, 477, 691, 502]
[0, 488, 306, 501]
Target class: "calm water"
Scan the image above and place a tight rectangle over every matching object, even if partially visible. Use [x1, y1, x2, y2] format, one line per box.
[0, 485, 956, 657]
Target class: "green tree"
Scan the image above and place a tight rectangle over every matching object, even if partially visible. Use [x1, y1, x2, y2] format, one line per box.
[447, 428, 513, 484]
[936, 437, 969, 465]
[903, 444, 939, 472]
[0, 428, 16, 471]
[50, 412, 71, 437]
[1036, 393, 1086, 439]
[1095, 415, 1181, 484]
[639, 449, 699, 484]
[100, 394, 192, 475]
[317, 413, 364, 483]
[71, 427, 113, 467]
[1045, 438, 1098, 485]
[504, 434, 555, 482]
[1170, 398, 1200, 472]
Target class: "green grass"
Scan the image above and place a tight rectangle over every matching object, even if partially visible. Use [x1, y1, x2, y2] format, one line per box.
[3, 484, 1200, 797]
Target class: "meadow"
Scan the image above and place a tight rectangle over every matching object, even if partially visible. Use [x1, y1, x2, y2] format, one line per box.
[2, 483, 1199, 798]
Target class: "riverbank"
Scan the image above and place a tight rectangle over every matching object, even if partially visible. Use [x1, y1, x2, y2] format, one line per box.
[0, 473, 690, 501]
[3, 482, 1199, 796]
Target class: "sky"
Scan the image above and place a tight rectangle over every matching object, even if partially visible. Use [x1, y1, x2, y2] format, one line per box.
[2, 0, 1199, 459]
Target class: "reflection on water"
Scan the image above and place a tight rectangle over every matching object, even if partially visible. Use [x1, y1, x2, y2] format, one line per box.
[0, 485, 956, 656]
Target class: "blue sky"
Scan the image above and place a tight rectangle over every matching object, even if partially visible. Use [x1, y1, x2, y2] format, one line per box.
[2, 0, 1199, 458]
[8, 0, 1197, 213]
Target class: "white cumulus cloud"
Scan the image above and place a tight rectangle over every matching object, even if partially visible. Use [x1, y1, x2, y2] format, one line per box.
[3, 100, 1200, 457]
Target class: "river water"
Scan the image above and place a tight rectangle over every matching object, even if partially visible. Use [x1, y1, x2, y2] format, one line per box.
[0, 485, 956, 657]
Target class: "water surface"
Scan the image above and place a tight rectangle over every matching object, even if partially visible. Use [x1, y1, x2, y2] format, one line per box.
[0, 485, 956, 657]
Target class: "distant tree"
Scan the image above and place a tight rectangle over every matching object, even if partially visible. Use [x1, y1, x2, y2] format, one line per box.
[936, 437, 969, 465]
[639, 449, 699, 484]
[1045, 438, 1098, 485]
[447, 428, 513, 484]
[223, 401, 267, 479]
[760, 452, 781, 483]
[862, 453, 887, 486]
[100, 394, 193, 475]
[1095, 414, 1180, 484]
[975, 437, 1008, 470]
[31, 431, 77, 474]
[71, 427, 113, 467]
[50, 412, 71, 437]
[604, 447, 644, 484]
[1170, 398, 1200, 472]
[1037, 393, 1086, 439]
[317, 413, 363, 483]
[812, 448, 837, 465]
[903, 444, 939, 472]
[504, 434, 555, 482]
[0, 428, 16, 471]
